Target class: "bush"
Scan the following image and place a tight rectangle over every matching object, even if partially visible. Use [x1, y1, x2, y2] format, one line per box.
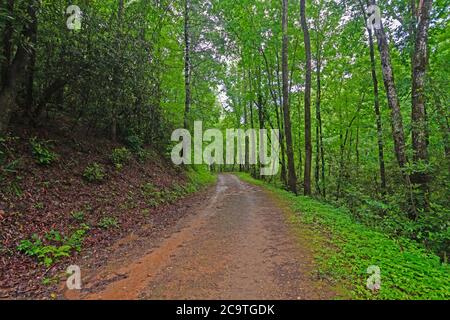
[30, 137, 58, 165]
[83, 162, 106, 182]
[71, 210, 85, 222]
[125, 135, 144, 153]
[17, 226, 89, 267]
[98, 217, 119, 229]
[111, 147, 131, 169]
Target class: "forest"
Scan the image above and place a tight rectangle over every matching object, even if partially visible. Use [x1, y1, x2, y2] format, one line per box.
[0, 0, 448, 300]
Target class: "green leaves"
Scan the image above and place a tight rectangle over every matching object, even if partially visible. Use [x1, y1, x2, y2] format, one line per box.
[111, 147, 132, 170]
[17, 227, 89, 267]
[83, 162, 106, 183]
[29, 137, 58, 166]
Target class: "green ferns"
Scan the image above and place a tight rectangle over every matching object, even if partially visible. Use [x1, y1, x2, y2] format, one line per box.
[30, 138, 58, 165]
[17, 226, 89, 267]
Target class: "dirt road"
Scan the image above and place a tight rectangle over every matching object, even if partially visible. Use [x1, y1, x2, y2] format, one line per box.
[66, 174, 334, 300]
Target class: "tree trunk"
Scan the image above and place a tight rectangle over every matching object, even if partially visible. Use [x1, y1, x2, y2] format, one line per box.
[282, 0, 297, 194]
[25, 2, 39, 114]
[371, 0, 408, 170]
[0, 0, 38, 133]
[360, 0, 387, 193]
[314, 13, 326, 198]
[300, 0, 312, 195]
[1, 0, 14, 89]
[111, 0, 125, 141]
[410, 0, 432, 200]
[183, 0, 191, 130]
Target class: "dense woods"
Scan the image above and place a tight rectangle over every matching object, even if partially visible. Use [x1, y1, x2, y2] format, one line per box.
[0, 0, 448, 298]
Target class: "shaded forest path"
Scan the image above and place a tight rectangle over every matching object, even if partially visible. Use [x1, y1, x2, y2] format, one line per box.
[65, 174, 334, 300]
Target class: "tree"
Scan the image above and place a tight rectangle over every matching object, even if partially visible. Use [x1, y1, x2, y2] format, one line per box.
[359, 0, 387, 193]
[0, 0, 39, 133]
[184, 0, 191, 130]
[300, 0, 312, 195]
[410, 0, 433, 206]
[370, 0, 408, 171]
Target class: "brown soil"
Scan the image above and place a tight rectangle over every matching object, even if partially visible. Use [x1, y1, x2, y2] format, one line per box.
[65, 174, 335, 300]
[0, 124, 194, 299]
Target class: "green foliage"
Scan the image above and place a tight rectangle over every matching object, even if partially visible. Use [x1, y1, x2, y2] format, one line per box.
[29, 138, 57, 165]
[186, 165, 217, 191]
[42, 276, 59, 286]
[17, 226, 89, 267]
[34, 202, 44, 210]
[125, 135, 144, 153]
[238, 173, 450, 300]
[83, 162, 106, 183]
[111, 147, 132, 170]
[140, 166, 215, 208]
[71, 210, 85, 222]
[98, 217, 119, 229]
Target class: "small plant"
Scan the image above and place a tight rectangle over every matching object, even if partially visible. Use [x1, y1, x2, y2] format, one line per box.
[45, 230, 63, 242]
[71, 210, 85, 221]
[111, 147, 131, 169]
[30, 137, 57, 165]
[83, 162, 106, 182]
[17, 234, 71, 267]
[125, 134, 144, 153]
[17, 227, 89, 267]
[65, 225, 89, 251]
[34, 202, 45, 210]
[141, 182, 157, 196]
[137, 148, 152, 163]
[142, 208, 150, 217]
[98, 217, 119, 229]
[42, 276, 59, 286]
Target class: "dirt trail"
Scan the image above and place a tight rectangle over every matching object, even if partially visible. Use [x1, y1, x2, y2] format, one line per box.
[65, 174, 334, 300]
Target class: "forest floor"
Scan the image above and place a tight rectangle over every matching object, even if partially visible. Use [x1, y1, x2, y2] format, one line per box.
[64, 174, 337, 300]
[0, 123, 215, 299]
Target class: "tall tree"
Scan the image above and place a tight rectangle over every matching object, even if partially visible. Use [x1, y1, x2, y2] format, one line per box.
[184, 0, 191, 129]
[282, 0, 297, 194]
[410, 0, 433, 204]
[300, 0, 312, 195]
[359, 0, 387, 193]
[314, 2, 326, 198]
[1, 0, 14, 88]
[0, 0, 39, 133]
[370, 1, 408, 170]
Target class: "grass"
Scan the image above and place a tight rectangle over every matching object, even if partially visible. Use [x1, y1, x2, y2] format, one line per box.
[236, 172, 450, 300]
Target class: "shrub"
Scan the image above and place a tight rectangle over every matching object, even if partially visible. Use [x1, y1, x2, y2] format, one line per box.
[83, 162, 106, 182]
[125, 135, 144, 153]
[111, 147, 131, 169]
[98, 217, 119, 229]
[71, 210, 85, 222]
[17, 226, 89, 267]
[30, 137, 57, 165]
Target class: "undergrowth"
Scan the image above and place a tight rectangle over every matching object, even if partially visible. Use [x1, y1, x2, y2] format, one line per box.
[236, 173, 450, 300]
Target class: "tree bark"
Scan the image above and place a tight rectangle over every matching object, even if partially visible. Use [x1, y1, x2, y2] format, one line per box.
[371, 0, 408, 170]
[410, 0, 432, 192]
[360, 0, 387, 193]
[1, 0, 14, 89]
[300, 0, 312, 195]
[183, 0, 191, 130]
[0, 0, 38, 133]
[282, 0, 297, 194]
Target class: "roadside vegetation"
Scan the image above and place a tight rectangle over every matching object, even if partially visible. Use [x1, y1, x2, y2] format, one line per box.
[0, 129, 215, 298]
[237, 173, 449, 300]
